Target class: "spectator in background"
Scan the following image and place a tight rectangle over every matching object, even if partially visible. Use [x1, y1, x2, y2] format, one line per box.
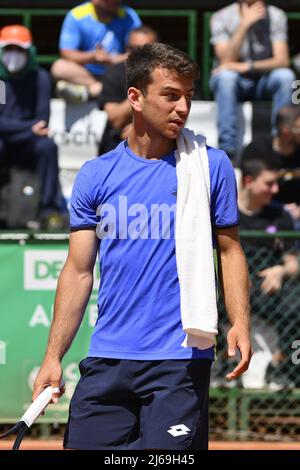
[242, 105, 300, 226]
[239, 148, 299, 389]
[273, 105, 300, 222]
[52, 0, 141, 103]
[209, 0, 295, 163]
[0, 25, 67, 229]
[98, 26, 158, 155]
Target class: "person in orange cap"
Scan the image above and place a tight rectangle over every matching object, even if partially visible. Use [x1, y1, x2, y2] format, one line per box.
[0, 25, 32, 74]
[0, 25, 68, 229]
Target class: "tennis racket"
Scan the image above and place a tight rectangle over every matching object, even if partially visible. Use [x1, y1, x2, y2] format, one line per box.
[0, 385, 62, 450]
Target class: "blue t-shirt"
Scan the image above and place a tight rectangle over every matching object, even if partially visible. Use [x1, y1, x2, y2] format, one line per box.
[70, 141, 239, 360]
[59, 2, 141, 76]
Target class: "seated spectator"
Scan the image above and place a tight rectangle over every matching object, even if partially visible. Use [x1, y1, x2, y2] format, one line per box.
[52, 0, 141, 103]
[209, 0, 295, 163]
[98, 26, 158, 155]
[242, 105, 300, 226]
[0, 25, 67, 229]
[239, 148, 299, 389]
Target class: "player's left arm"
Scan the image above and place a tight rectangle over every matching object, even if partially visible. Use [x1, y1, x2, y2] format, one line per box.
[215, 225, 252, 380]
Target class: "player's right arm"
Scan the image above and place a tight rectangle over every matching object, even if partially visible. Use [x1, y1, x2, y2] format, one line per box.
[32, 229, 99, 402]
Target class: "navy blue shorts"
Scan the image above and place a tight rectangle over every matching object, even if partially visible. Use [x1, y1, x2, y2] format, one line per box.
[64, 357, 212, 450]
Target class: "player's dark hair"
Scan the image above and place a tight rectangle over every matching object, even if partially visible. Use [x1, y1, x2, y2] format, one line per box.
[126, 43, 199, 95]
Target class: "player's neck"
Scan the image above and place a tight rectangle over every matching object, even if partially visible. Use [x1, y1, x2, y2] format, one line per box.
[127, 127, 176, 160]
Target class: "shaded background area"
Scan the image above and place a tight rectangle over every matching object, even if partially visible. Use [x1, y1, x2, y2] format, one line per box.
[2, 0, 300, 98]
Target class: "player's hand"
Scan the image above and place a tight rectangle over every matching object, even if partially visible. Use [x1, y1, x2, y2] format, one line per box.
[257, 266, 285, 294]
[93, 44, 113, 65]
[32, 356, 65, 408]
[225, 323, 252, 381]
[240, 1, 266, 30]
[32, 120, 49, 137]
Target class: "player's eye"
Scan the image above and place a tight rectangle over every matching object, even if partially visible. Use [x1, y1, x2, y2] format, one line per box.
[166, 94, 178, 101]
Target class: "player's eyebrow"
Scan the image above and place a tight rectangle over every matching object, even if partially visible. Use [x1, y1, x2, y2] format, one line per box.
[161, 86, 195, 93]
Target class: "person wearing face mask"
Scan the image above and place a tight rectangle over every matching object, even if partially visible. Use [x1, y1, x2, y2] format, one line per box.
[1, 46, 28, 74]
[0, 25, 67, 229]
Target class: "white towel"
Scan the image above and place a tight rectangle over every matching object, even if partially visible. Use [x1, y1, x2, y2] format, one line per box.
[175, 128, 218, 350]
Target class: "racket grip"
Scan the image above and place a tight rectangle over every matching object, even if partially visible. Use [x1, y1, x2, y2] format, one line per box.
[20, 386, 60, 428]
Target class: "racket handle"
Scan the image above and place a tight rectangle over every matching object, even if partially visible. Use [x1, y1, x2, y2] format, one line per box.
[20, 385, 60, 428]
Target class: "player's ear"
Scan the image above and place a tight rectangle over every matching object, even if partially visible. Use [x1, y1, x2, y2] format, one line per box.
[128, 87, 143, 112]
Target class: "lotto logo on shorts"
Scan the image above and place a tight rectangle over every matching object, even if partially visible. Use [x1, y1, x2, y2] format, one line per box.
[167, 424, 191, 437]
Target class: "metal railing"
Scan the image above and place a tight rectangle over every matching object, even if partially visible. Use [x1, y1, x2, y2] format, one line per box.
[211, 231, 300, 440]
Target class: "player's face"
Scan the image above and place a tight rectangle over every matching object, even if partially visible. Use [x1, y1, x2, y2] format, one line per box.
[249, 170, 279, 206]
[138, 67, 194, 140]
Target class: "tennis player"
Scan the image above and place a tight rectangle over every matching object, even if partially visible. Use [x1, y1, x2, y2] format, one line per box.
[33, 43, 252, 450]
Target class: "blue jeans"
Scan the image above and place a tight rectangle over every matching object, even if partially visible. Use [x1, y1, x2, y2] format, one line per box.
[209, 68, 296, 157]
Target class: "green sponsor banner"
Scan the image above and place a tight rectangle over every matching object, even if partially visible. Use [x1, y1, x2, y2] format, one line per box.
[0, 242, 99, 423]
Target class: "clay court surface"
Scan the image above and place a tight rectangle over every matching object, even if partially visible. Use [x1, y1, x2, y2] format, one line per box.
[1, 440, 300, 450]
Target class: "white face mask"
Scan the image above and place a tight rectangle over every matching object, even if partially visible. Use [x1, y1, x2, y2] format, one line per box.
[2, 49, 28, 73]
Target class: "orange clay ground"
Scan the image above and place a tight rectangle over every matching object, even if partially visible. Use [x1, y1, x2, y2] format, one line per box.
[0, 440, 300, 450]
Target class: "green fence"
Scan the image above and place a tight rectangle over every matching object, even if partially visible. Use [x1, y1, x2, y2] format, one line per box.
[0, 234, 97, 424]
[211, 231, 300, 441]
[0, 8, 197, 61]
[0, 231, 300, 441]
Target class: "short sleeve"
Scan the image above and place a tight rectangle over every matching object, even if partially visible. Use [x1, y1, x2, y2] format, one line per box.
[269, 8, 287, 43]
[59, 12, 82, 50]
[210, 11, 230, 45]
[70, 163, 99, 231]
[210, 151, 239, 228]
